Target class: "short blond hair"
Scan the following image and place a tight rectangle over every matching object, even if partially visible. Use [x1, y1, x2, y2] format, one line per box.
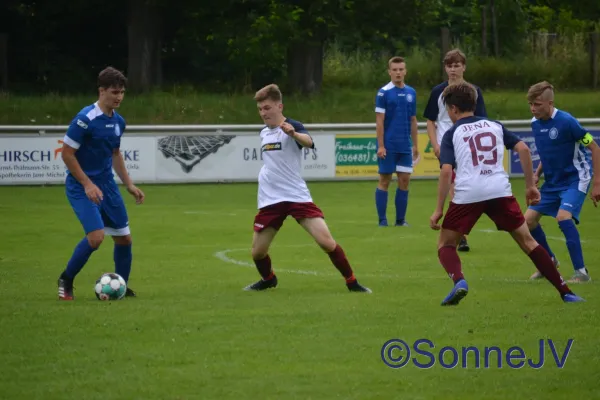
[444, 49, 466, 65]
[527, 81, 554, 103]
[388, 56, 405, 68]
[254, 84, 282, 102]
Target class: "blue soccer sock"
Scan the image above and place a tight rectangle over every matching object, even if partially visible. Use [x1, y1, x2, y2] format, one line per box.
[375, 188, 388, 222]
[395, 188, 409, 223]
[530, 224, 555, 259]
[63, 237, 97, 280]
[558, 219, 585, 270]
[114, 243, 133, 283]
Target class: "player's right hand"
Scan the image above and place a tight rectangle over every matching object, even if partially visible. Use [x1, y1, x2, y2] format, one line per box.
[377, 146, 386, 159]
[533, 174, 540, 187]
[433, 145, 440, 159]
[590, 182, 600, 207]
[84, 183, 103, 204]
[525, 186, 540, 206]
[430, 209, 443, 230]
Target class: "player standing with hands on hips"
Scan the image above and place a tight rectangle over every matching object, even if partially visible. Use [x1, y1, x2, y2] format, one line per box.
[58, 67, 144, 300]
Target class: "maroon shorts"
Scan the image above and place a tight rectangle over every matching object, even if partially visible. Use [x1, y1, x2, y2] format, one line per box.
[442, 196, 525, 235]
[253, 201, 325, 232]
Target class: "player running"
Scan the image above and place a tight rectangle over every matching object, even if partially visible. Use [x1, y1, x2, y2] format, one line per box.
[58, 67, 144, 300]
[423, 49, 487, 251]
[429, 82, 583, 305]
[525, 81, 600, 282]
[244, 84, 371, 293]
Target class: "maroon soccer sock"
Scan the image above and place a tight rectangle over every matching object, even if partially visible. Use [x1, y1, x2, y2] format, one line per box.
[528, 245, 571, 295]
[438, 245, 464, 283]
[327, 244, 355, 282]
[254, 255, 274, 280]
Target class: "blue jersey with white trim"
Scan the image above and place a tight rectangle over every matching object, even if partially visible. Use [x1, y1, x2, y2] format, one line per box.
[63, 102, 126, 182]
[531, 108, 592, 192]
[375, 83, 416, 153]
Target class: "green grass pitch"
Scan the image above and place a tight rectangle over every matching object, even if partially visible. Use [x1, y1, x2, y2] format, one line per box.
[1, 180, 598, 399]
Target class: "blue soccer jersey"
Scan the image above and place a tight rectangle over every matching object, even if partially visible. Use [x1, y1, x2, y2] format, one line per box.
[63, 102, 126, 182]
[375, 83, 417, 153]
[532, 108, 592, 193]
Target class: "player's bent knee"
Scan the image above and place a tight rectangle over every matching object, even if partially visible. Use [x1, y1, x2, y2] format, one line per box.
[318, 238, 337, 253]
[113, 234, 132, 246]
[524, 210, 540, 229]
[555, 211, 573, 222]
[86, 230, 105, 249]
[251, 246, 268, 261]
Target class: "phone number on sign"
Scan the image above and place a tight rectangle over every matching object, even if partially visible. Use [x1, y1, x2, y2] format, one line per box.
[336, 152, 378, 164]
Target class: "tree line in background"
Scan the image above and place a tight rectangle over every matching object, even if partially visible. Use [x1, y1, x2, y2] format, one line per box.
[0, 0, 599, 94]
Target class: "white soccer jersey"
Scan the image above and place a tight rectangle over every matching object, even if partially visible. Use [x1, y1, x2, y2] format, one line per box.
[423, 82, 488, 145]
[440, 116, 522, 204]
[257, 118, 314, 209]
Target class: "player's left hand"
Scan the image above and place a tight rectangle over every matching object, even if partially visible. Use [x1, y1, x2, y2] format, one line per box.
[280, 122, 296, 137]
[412, 146, 420, 164]
[590, 182, 600, 207]
[127, 184, 145, 205]
[525, 186, 541, 206]
[430, 209, 443, 230]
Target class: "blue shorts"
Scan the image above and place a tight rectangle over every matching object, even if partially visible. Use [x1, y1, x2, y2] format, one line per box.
[528, 186, 589, 224]
[66, 175, 130, 236]
[378, 152, 413, 175]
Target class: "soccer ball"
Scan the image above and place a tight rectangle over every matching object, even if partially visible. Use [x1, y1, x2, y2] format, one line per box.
[94, 273, 127, 301]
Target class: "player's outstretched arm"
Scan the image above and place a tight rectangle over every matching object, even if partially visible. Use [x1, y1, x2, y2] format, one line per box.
[514, 141, 540, 206]
[112, 148, 145, 204]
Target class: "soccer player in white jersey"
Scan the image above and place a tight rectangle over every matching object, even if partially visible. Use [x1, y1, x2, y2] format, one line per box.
[424, 49, 487, 252]
[244, 84, 371, 293]
[525, 81, 600, 282]
[429, 82, 583, 305]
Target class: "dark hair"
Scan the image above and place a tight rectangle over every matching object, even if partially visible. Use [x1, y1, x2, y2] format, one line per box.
[442, 82, 478, 112]
[97, 66, 127, 89]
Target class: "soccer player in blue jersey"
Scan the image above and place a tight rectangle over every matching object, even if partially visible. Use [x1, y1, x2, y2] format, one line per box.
[424, 49, 487, 251]
[374, 56, 419, 226]
[57, 67, 145, 300]
[525, 81, 600, 283]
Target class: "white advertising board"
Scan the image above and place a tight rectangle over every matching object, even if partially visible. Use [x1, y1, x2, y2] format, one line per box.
[0, 136, 156, 185]
[154, 134, 335, 182]
[0, 134, 335, 184]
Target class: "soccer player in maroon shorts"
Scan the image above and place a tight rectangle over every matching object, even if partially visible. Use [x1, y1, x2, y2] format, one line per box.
[429, 82, 583, 305]
[244, 83, 371, 293]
